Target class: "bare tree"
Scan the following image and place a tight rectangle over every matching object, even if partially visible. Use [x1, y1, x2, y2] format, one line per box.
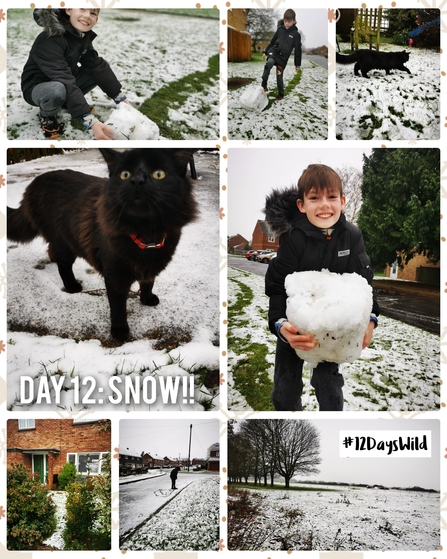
[336, 165, 363, 224]
[246, 9, 279, 52]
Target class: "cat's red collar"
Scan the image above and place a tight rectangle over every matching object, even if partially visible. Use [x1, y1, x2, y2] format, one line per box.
[130, 233, 167, 249]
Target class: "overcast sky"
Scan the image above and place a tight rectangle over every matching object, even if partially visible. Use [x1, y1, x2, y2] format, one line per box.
[120, 419, 219, 461]
[234, 419, 439, 490]
[293, 9, 328, 49]
[228, 148, 372, 241]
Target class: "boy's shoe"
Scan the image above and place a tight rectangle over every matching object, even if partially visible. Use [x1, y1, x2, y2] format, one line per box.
[275, 95, 284, 101]
[263, 87, 269, 93]
[276, 66, 283, 76]
[39, 114, 63, 139]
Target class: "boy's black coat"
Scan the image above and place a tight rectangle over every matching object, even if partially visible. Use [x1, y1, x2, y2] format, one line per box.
[264, 187, 379, 335]
[21, 9, 122, 119]
[264, 23, 302, 69]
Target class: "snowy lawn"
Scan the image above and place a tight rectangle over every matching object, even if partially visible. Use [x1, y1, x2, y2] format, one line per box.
[227, 484, 439, 551]
[228, 56, 328, 140]
[121, 477, 220, 551]
[227, 267, 439, 411]
[6, 9, 219, 140]
[336, 43, 440, 140]
[6, 149, 220, 412]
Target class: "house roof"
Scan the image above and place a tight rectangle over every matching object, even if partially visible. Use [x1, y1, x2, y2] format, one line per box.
[121, 449, 141, 458]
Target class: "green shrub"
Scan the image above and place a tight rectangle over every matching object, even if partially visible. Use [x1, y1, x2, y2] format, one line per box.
[58, 462, 77, 490]
[7, 463, 57, 550]
[91, 453, 111, 541]
[63, 481, 96, 550]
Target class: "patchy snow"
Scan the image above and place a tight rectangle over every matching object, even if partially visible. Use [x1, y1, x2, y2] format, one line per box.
[6, 9, 219, 140]
[228, 56, 328, 140]
[228, 267, 439, 411]
[121, 476, 220, 551]
[336, 43, 440, 140]
[6, 149, 220, 412]
[43, 491, 67, 550]
[227, 484, 439, 551]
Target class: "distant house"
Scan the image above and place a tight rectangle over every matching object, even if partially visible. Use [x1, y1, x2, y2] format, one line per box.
[120, 449, 143, 474]
[207, 443, 220, 472]
[386, 252, 440, 286]
[7, 419, 110, 487]
[252, 219, 278, 251]
[228, 9, 251, 62]
[228, 234, 249, 253]
[142, 452, 164, 468]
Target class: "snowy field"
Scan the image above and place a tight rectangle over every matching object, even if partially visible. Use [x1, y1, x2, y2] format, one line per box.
[6, 9, 219, 140]
[121, 477, 220, 551]
[227, 484, 439, 551]
[228, 56, 328, 140]
[6, 149, 220, 412]
[228, 267, 439, 411]
[336, 44, 440, 140]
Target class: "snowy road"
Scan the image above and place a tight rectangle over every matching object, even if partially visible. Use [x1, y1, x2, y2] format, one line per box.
[119, 472, 213, 539]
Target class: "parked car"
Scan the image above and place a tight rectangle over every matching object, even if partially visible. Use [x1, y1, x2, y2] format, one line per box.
[257, 252, 277, 263]
[245, 250, 257, 260]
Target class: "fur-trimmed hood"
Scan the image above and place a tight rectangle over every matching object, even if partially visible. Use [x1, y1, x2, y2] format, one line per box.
[33, 9, 73, 36]
[263, 186, 304, 238]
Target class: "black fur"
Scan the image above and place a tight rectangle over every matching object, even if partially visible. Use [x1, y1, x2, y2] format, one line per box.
[336, 49, 411, 78]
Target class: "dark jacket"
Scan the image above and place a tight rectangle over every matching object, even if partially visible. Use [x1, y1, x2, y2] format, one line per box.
[21, 9, 122, 119]
[264, 23, 302, 69]
[170, 467, 180, 480]
[264, 187, 379, 336]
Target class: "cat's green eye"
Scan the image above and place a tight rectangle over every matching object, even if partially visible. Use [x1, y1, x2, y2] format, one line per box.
[120, 170, 132, 180]
[152, 170, 166, 180]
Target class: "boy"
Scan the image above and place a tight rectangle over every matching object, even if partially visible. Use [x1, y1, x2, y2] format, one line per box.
[264, 164, 379, 411]
[21, 8, 128, 140]
[261, 9, 302, 101]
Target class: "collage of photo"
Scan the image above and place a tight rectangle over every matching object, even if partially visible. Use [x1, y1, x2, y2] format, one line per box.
[0, 3, 444, 559]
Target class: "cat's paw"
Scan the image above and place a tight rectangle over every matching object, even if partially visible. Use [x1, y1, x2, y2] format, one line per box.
[64, 281, 83, 293]
[140, 293, 159, 306]
[111, 324, 130, 341]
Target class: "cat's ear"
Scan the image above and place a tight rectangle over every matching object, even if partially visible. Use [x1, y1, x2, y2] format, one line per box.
[98, 148, 120, 171]
[172, 149, 198, 177]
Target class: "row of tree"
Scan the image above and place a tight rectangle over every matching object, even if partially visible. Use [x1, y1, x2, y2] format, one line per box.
[228, 419, 321, 488]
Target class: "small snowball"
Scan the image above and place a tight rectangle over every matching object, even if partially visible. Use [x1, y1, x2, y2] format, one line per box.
[105, 103, 160, 140]
[285, 269, 373, 366]
[239, 85, 268, 112]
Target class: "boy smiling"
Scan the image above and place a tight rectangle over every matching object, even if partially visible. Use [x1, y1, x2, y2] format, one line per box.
[21, 8, 128, 139]
[264, 164, 379, 411]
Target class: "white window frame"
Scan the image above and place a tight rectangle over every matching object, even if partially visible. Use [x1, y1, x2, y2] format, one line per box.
[18, 419, 35, 430]
[268, 235, 276, 243]
[66, 452, 106, 475]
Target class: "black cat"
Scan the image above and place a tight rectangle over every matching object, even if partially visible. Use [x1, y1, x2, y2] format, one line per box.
[336, 49, 411, 78]
[7, 148, 198, 341]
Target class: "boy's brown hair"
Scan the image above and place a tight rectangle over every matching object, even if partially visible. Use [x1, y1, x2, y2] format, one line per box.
[283, 9, 296, 22]
[297, 164, 343, 199]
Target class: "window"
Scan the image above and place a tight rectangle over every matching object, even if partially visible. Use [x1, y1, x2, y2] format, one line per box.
[66, 452, 106, 475]
[18, 419, 35, 430]
[268, 235, 276, 243]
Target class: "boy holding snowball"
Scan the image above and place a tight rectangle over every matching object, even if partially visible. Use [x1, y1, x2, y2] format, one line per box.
[265, 164, 379, 411]
[21, 8, 129, 140]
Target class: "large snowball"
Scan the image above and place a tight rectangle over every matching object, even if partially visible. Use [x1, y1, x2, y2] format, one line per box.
[285, 269, 373, 367]
[240, 85, 268, 112]
[105, 103, 160, 140]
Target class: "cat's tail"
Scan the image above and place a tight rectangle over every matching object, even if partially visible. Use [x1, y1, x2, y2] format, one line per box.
[7, 206, 39, 243]
[336, 52, 359, 64]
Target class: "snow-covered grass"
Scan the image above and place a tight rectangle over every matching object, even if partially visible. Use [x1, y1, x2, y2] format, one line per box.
[6, 9, 219, 140]
[227, 484, 439, 551]
[121, 477, 220, 551]
[7, 150, 220, 412]
[227, 267, 439, 411]
[228, 56, 328, 140]
[336, 43, 440, 140]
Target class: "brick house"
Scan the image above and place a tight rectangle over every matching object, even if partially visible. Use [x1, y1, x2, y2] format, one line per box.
[142, 452, 164, 468]
[7, 419, 111, 487]
[207, 443, 220, 472]
[228, 234, 249, 253]
[252, 219, 278, 251]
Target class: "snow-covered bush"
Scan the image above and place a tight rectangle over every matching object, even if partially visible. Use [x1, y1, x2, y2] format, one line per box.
[7, 464, 57, 550]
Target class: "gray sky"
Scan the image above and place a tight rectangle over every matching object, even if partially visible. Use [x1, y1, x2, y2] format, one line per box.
[305, 419, 440, 490]
[228, 148, 372, 241]
[120, 419, 219, 460]
[293, 9, 328, 49]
